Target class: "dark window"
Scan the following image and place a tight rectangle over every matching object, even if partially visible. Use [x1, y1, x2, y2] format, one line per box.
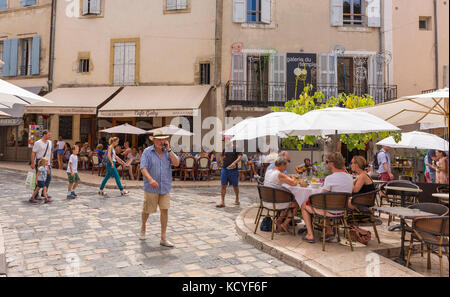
[80, 118, 91, 143]
[419, 17, 431, 30]
[79, 59, 90, 73]
[247, 0, 261, 22]
[343, 0, 364, 26]
[59, 116, 73, 140]
[200, 63, 210, 85]
[20, 38, 32, 76]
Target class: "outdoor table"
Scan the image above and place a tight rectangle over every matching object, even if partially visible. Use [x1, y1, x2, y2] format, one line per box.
[384, 186, 422, 232]
[373, 206, 435, 265]
[282, 183, 322, 206]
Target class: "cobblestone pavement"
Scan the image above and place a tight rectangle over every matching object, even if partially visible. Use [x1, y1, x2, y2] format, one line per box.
[0, 169, 309, 277]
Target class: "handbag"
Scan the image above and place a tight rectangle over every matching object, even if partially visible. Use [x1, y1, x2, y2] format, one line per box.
[260, 217, 272, 232]
[348, 226, 372, 245]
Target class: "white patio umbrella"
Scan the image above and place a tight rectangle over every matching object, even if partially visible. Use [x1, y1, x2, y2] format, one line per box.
[358, 88, 449, 127]
[0, 110, 12, 117]
[377, 131, 449, 152]
[100, 123, 146, 135]
[225, 112, 303, 141]
[0, 79, 52, 108]
[147, 125, 193, 136]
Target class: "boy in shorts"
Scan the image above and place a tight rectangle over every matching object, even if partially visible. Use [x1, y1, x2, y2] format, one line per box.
[67, 145, 80, 199]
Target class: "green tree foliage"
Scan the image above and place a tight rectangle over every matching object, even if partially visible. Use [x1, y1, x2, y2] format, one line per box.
[272, 85, 402, 152]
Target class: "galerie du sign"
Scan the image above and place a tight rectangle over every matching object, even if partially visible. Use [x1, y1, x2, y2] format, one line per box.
[286, 53, 317, 101]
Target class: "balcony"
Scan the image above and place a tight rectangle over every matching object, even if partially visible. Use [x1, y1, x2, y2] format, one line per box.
[225, 81, 398, 107]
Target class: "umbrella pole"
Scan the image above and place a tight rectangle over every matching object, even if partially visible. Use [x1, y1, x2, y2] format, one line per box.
[414, 147, 418, 182]
[334, 130, 338, 152]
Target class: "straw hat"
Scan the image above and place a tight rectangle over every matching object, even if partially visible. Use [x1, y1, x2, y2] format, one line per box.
[149, 129, 169, 140]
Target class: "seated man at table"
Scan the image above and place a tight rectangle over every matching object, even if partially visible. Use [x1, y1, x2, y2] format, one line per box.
[300, 152, 353, 243]
[296, 158, 318, 175]
[264, 156, 299, 233]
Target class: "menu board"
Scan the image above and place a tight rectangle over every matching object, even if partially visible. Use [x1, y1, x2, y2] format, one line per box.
[59, 116, 73, 140]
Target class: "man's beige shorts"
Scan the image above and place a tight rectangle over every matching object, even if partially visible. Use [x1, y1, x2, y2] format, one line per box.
[143, 192, 171, 214]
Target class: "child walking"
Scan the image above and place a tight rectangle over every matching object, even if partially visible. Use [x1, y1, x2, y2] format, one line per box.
[67, 145, 81, 199]
[30, 158, 52, 204]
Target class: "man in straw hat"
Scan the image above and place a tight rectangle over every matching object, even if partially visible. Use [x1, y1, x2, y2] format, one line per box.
[139, 130, 180, 247]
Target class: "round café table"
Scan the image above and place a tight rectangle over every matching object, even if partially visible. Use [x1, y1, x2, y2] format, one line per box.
[432, 193, 449, 204]
[282, 183, 322, 206]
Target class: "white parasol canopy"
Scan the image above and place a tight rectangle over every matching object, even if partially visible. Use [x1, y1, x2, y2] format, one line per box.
[280, 107, 400, 137]
[0, 110, 12, 117]
[377, 131, 449, 152]
[100, 123, 147, 135]
[147, 125, 193, 136]
[0, 79, 52, 108]
[358, 88, 449, 127]
[225, 112, 302, 141]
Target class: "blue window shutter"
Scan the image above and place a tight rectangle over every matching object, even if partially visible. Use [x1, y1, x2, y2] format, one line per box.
[9, 39, 18, 77]
[2, 40, 11, 77]
[0, 0, 7, 10]
[31, 36, 41, 75]
[20, 0, 27, 7]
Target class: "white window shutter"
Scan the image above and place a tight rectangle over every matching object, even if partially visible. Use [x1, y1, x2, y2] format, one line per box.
[113, 43, 125, 85]
[177, 0, 187, 10]
[261, 0, 271, 24]
[90, 0, 101, 15]
[166, 0, 177, 10]
[330, 0, 343, 27]
[82, 0, 89, 15]
[368, 54, 385, 102]
[318, 53, 337, 99]
[233, 0, 246, 23]
[231, 52, 247, 101]
[269, 53, 286, 102]
[124, 43, 136, 85]
[367, 0, 381, 27]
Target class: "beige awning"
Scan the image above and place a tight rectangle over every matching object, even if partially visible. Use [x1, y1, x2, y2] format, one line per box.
[98, 85, 212, 118]
[25, 87, 122, 115]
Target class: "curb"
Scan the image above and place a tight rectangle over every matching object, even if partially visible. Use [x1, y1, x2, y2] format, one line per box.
[0, 223, 6, 276]
[235, 206, 338, 277]
[0, 166, 257, 189]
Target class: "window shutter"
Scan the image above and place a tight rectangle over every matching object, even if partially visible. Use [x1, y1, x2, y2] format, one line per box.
[233, 0, 246, 23]
[113, 43, 125, 85]
[31, 36, 40, 75]
[166, 0, 177, 10]
[231, 52, 247, 101]
[367, 0, 381, 27]
[82, 0, 89, 15]
[0, 0, 7, 10]
[261, 0, 271, 24]
[20, 0, 26, 7]
[90, 0, 101, 15]
[27, 0, 36, 5]
[177, 0, 187, 10]
[9, 39, 18, 77]
[2, 40, 10, 77]
[124, 42, 136, 85]
[269, 53, 286, 102]
[368, 54, 384, 102]
[330, 0, 343, 27]
[318, 53, 337, 99]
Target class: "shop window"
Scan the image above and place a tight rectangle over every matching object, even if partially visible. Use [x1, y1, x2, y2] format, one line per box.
[59, 116, 73, 140]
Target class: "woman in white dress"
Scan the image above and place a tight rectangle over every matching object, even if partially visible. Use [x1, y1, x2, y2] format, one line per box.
[264, 156, 299, 233]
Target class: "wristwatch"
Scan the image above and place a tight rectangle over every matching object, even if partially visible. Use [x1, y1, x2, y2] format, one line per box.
[168, 149, 172, 153]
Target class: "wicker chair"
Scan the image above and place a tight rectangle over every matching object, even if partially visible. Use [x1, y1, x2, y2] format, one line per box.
[309, 192, 353, 252]
[384, 180, 420, 226]
[406, 216, 449, 277]
[254, 185, 296, 240]
[348, 190, 381, 244]
[197, 157, 211, 180]
[91, 155, 101, 176]
[182, 156, 196, 181]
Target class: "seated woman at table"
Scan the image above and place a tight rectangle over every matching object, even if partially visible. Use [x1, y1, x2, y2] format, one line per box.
[348, 156, 375, 210]
[264, 156, 299, 233]
[120, 141, 132, 159]
[124, 147, 140, 180]
[92, 144, 105, 163]
[301, 152, 354, 243]
[79, 142, 92, 170]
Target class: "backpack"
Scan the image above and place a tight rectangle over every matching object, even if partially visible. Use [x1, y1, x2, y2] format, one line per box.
[373, 152, 380, 170]
[348, 226, 372, 245]
[260, 217, 272, 232]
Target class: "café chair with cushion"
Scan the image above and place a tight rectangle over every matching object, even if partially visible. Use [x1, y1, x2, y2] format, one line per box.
[254, 185, 296, 240]
[309, 192, 353, 252]
[182, 156, 196, 181]
[237, 160, 251, 181]
[91, 155, 101, 176]
[406, 216, 449, 277]
[385, 180, 420, 226]
[197, 157, 211, 181]
[348, 190, 381, 244]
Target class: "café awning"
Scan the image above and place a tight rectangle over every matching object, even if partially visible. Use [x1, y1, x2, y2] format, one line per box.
[98, 85, 212, 118]
[25, 87, 122, 115]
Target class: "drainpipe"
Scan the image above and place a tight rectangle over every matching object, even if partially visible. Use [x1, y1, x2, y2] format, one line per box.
[48, 0, 57, 92]
[433, 0, 439, 89]
[213, 0, 223, 88]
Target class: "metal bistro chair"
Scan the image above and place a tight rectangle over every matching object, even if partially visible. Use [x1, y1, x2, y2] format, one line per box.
[197, 157, 211, 181]
[254, 185, 296, 240]
[348, 190, 381, 244]
[406, 216, 449, 277]
[385, 180, 420, 226]
[309, 192, 353, 252]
